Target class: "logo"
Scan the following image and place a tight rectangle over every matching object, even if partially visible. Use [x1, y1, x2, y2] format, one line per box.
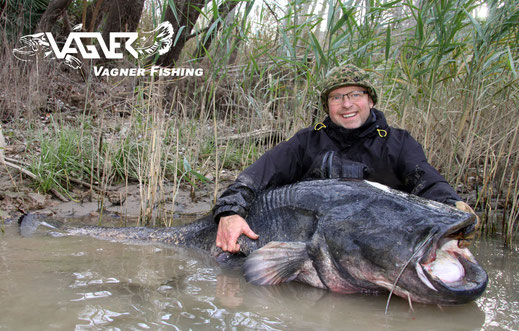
[13, 22, 174, 70]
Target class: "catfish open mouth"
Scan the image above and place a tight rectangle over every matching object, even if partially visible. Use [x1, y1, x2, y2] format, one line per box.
[416, 234, 487, 302]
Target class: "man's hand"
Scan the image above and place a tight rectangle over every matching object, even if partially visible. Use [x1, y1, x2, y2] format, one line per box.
[216, 214, 259, 253]
[455, 201, 480, 248]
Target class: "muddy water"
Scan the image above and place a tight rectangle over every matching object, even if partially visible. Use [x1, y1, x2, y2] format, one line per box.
[0, 222, 517, 330]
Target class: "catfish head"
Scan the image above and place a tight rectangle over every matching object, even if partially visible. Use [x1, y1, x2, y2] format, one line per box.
[13, 25, 83, 69]
[12, 32, 52, 62]
[311, 181, 487, 305]
[135, 21, 174, 57]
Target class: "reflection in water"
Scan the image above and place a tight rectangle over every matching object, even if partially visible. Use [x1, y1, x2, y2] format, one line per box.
[76, 305, 130, 329]
[216, 274, 244, 308]
[0, 222, 516, 330]
[473, 239, 519, 330]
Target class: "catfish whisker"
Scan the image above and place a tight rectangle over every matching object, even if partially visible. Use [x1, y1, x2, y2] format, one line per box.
[385, 231, 435, 315]
[408, 293, 414, 312]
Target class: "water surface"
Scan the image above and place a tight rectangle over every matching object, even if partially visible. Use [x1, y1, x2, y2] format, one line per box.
[0, 222, 517, 330]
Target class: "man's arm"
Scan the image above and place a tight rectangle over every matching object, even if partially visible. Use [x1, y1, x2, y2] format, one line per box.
[397, 132, 480, 246]
[213, 133, 306, 252]
[397, 131, 461, 204]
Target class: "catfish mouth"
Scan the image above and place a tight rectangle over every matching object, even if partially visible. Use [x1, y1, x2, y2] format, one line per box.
[414, 227, 488, 304]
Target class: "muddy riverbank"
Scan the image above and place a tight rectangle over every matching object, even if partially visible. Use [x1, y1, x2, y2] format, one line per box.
[0, 166, 233, 227]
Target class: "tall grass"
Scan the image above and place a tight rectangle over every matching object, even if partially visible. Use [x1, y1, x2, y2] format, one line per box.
[1, 0, 518, 244]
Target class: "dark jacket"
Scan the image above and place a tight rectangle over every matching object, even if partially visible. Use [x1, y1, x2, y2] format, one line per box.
[213, 108, 461, 221]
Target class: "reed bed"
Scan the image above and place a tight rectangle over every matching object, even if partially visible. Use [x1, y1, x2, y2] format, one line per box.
[0, 0, 517, 245]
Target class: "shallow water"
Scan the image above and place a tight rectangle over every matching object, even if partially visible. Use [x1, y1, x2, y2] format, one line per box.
[0, 222, 517, 330]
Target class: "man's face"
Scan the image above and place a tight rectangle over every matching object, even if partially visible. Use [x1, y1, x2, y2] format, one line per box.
[327, 85, 374, 129]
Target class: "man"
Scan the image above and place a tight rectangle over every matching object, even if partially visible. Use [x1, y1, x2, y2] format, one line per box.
[213, 64, 478, 253]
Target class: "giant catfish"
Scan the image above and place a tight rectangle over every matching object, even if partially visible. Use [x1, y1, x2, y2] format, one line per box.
[23, 179, 487, 305]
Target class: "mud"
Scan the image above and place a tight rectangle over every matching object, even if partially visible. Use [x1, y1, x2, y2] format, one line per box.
[0, 166, 234, 227]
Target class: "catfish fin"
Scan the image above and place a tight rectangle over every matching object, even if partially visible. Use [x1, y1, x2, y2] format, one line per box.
[243, 241, 309, 286]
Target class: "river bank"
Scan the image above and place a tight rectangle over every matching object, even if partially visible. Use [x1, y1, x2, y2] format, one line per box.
[0, 161, 235, 228]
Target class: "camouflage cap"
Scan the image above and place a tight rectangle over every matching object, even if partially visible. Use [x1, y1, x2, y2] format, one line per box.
[319, 64, 378, 113]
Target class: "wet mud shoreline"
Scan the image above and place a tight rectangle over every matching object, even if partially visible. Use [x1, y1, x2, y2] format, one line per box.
[0, 168, 229, 227]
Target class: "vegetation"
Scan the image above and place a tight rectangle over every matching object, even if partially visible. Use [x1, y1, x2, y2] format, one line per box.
[0, 0, 49, 40]
[0, 0, 517, 245]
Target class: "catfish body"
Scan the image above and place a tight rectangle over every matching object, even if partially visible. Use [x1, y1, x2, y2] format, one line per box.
[26, 179, 487, 305]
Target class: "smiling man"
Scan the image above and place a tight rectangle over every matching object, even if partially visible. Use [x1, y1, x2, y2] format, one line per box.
[213, 64, 478, 253]
[327, 88, 372, 128]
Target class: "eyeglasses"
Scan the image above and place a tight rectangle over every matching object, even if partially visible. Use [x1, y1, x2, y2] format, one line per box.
[328, 91, 368, 104]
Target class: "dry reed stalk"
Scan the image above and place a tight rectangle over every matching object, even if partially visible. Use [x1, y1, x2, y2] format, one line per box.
[499, 123, 519, 207]
[212, 82, 220, 205]
[145, 80, 168, 226]
[506, 175, 519, 246]
[456, 104, 479, 187]
[0, 124, 5, 164]
[169, 117, 181, 228]
[97, 136, 112, 225]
